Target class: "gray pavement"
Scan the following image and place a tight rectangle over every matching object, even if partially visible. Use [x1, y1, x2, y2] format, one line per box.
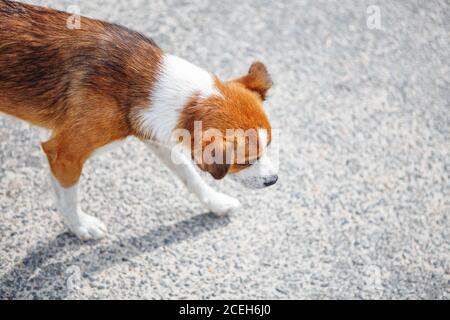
[0, 0, 449, 299]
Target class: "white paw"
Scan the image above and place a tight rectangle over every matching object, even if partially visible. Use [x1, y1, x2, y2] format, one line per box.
[202, 192, 241, 216]
[65, 212, 108, 241]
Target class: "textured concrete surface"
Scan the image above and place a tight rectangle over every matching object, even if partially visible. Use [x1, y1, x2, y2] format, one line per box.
[0, 0, 449, 299]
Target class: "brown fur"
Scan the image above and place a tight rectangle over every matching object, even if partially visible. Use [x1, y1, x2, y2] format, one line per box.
[178, 66, 273, 177]
[233, 62, 273, 101]
[0, 0, 162, 187]
[0, 0, 273, 186]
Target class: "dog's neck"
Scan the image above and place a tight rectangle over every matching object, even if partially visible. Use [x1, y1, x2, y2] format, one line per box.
[135, 54, 220, 143]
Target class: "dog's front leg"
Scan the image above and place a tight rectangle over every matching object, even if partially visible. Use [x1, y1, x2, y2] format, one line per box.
[148, 143, 241, 216]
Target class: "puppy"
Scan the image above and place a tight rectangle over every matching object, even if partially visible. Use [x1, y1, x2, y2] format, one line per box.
[0, 0, 278, 240]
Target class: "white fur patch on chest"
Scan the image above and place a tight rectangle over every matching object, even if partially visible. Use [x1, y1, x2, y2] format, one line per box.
[138, 54, 219, 143]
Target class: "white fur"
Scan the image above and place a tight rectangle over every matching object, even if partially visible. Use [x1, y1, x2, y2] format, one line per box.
[50, 174, 107, 240]
[230, 129, 278, 189]
[137, 54, 220, 143]
[148, 142, 240, 216]
[91, 139, 125, 158]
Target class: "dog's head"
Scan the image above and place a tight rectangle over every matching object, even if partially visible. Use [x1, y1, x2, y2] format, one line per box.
[178, 62, 278, 189]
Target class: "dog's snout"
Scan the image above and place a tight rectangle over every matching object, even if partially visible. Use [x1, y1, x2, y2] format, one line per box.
[263, 175, 278, 187]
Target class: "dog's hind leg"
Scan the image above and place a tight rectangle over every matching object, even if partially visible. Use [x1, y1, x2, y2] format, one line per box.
[41, 132, 107, 240]
[147, 143, 241, 216]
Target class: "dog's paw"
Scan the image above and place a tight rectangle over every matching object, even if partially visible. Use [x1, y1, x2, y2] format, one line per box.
[202, 192, 241, 216]
[66, 212, 108, 241]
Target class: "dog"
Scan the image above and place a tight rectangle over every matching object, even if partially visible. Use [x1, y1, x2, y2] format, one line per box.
[0, 0, 278, 240]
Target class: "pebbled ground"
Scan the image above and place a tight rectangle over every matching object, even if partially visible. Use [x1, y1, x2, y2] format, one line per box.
[0, 0, 449, 299]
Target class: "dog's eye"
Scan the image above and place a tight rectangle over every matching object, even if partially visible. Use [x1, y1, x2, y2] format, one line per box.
[235, 163, 251, 169]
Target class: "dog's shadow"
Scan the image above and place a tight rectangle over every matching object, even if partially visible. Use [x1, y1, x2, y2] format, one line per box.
[0, 212, 230, 299]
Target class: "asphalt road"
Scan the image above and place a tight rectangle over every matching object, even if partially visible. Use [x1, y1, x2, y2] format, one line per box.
[0, 0, 449, 299]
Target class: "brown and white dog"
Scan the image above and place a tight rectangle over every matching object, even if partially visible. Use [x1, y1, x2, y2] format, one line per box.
[0, 1, 278, 240]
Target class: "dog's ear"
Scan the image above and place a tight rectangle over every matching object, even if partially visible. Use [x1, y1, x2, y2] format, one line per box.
[200, 161, 231, 180]
[234, 62, 273, 100]
[193, 134, 232, 180]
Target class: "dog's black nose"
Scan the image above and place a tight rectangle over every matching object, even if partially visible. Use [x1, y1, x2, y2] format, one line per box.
[264, 175, 278, 187]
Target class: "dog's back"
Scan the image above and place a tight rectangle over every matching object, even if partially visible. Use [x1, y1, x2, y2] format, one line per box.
[0, 0, 161, 130]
